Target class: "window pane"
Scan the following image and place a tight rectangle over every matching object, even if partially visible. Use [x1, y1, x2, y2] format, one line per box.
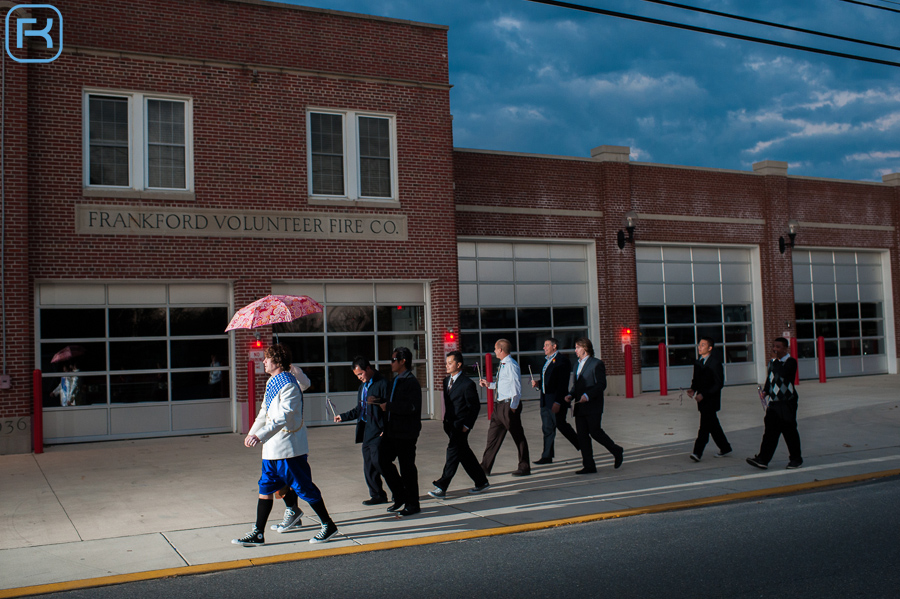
[311, 113, 344, 195]
[378, 335, 427, 361]
[461, 333, 480, 354]
[723, 305, 751, 323]
[638, 305, 665, 325]
[839, 339, 861, 357]
[358, 117, 392, 197]
[797, 341, 815, 359]
[517, 308, 551, 328]
[724, 325, 751, 344]
[697, 326, 723, 345]
[171, 370, 229, 400]
[666, 306, 694, 324]
[860, 320, 883, 337]
[109, 341, 167, 370]
[695, 305, 722, 323]
[481, 308, 516, 329]
[814, 303, 837, 320]
[553, 307, 586, 327]
[327, 306, 374, 332]
[170, 339, 229, 369]
[725, 345, 753, 363]
[860, 303, 881, 319]
[274, 312, 324, 334]
[555, 329, 587, 350]
[862, 339, 882, 355]
[797, 322, 815, 339]
[838, 303, 859, 319]
[815, 321, 837, 338]
[481, 332, 517, 353]
[377, 305, 424, 332]
[89, 96, 129, 186]
[667, 347, 695, 366]
[299, 366, 325, 393]
[795, 303, 813, 320]
[146, 100, 186, 189]
[109, 308, 166, 337]
[641, 349, 660, 367]
[459, 309, 478, 330]
[666, 326, 695, 345]
[284, 337, 325, 364]
[518, 330, 552, 351]
[328, 366, 361, 393]
[639, 327, 665, 347]
[111, 373, 167, 403]
[170, 307, 229, 336]
[44, 373, 106, 407]
[328, 336, 375, 363]
[518, 354, 546, 379]
[359, 157, 391, 197]
[838, 320, 860, 338]
[40, 309, 106, 339]
[41, 341, 106, 372]
[823, 340, 839, 357]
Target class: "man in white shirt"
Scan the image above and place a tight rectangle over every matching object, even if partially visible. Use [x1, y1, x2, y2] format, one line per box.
[479, 339, 531, 476]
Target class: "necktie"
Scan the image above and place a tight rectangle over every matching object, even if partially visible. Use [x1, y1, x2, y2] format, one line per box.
[448, 377, 453, 392]
[360, 383, 368, 422]
[542, 357, 551, 393]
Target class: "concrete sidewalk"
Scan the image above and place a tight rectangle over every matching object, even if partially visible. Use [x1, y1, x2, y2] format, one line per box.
[2, 375, 899, 594]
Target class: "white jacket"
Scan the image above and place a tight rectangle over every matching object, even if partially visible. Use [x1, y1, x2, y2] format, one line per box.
[249, 372, 309, 460]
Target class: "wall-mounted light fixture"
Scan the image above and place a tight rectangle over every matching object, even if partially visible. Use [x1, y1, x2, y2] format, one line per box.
[616, 211, 638, 250]
[779, 219, 799, 254]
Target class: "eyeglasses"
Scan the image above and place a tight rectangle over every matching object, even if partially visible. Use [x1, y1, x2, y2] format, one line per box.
[391, 357, 401, 362]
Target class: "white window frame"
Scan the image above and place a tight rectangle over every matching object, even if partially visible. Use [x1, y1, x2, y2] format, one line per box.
[83, 89, 194, 192]
[306, 108, 399, 203]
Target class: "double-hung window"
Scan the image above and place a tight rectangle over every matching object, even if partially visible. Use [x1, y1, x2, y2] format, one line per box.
[84, 90, 193, 193]
[308, 110, 397, 202]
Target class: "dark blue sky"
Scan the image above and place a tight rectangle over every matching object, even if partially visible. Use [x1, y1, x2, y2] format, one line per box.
[281, 0, 900, 182]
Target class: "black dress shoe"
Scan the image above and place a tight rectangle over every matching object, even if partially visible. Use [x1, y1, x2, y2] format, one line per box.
[399, 506, 421, 516]
[575, 467, 597, 475]
[533, 457, 553, 465]
[386, 501, 405, 512]
[362, 495, 388, 506]
[614, 448, 624, 469]
[511, 470, 531, 476]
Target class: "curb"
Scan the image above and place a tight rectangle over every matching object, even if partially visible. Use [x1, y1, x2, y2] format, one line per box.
[3, 468, 899, 598]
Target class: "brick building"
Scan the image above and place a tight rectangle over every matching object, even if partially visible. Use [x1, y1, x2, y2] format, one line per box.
[1, 0, 896, 453]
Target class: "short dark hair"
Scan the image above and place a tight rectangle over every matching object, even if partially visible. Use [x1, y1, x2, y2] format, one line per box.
[446, 350, 464, 365]
[265, 343, 292, 371]
[392, 346, 413, 368]
[575, 337, 594, 356]
[351, 355, 372, 371]
[774, 337, 789, 348]
[545, 337, 560, 348]
[699, 336, 716, 348]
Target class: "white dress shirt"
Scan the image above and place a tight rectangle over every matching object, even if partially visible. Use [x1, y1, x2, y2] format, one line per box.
[487, 355, 522, 409]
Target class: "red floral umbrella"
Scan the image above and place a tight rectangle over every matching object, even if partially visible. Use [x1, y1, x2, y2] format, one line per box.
[51, 345, 86, 364]
[225, 295, 323, 332]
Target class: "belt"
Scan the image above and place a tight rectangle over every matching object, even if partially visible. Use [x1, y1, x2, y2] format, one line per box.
[497, 398, 511, 402]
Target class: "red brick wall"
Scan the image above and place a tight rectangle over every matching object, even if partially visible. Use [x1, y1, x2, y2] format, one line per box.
[11, 0, 456, 424]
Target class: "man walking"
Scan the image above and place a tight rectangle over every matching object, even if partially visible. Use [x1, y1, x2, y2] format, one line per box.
[566, 337, 624, 474]
[429, 351, 490, 498]
[334, 356, 390, 505]
[371, 347, 422, 516]
[532, 337, 579, 465]
[687, 337, 732, 461]
[747, 337, 803, 470]
[479, 339, 531, 476]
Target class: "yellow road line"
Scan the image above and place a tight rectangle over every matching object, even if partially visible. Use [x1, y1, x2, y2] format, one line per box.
[3, 468, 898, 599]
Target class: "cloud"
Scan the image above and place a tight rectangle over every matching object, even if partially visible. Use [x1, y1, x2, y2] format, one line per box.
[500, 106, 548, 121]
[844, 150, 900, 162]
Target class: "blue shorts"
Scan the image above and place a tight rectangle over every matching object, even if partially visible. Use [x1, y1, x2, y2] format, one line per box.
[258, 455, 323, 504]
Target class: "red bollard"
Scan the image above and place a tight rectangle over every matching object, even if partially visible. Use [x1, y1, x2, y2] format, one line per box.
[485, 353, 494, 420]
[246, 360, 256, 434]
[817, 336, 827, 383]
[33, 370, 43, 454]
[790, 337, 799, 386]
[624, 344, 634, 398]
[658, 342, 668, 396]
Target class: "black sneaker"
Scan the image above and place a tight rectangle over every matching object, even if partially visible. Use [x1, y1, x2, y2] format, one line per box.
[231, 526, 264, 546]
[746, 456, 768, 470]
[690, 453, 701, 462]
[468, 482, 490, 494]
[270, 507, 302, 533]
[309, 521, 338, 544]
[786, 461, 803, 469]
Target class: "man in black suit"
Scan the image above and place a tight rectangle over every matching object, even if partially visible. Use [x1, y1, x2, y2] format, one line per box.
[429, 351, 490, 498]
[566, 337, 624, 474]
[687, 337, 732, 462]
[531, 337, 579, 465]
[370, 347, 422, 516]
[334, 356, 390, 505]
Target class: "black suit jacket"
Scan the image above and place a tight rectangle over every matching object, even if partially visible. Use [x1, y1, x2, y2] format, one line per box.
[383, 370, 422, 440]
[689, 355, 724, 413]
[443, 373, 480, 431]
[569, 356, 606, 416]
[539, 352, 572, 408]
[339, 371, 387, 443]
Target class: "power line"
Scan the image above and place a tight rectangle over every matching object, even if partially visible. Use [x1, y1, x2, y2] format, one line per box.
[835, 0, 900, 14]
[524, 0, 900, 68]
[631, 0, 900, 52]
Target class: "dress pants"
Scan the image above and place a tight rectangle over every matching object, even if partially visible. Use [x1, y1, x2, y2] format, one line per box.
[481, 401, 530, 474]
[361, 436, 385, 499]
[692, 410, 731, 458]
[575, 409, 621, 470]
[757, 400, 802, 464]
[435, 422, 488, 490]
[378, 436, 419, 509]
[540, 403, 580, 460]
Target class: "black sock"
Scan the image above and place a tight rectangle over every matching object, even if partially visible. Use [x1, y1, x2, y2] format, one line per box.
[283, 489, 299, 510]
[255, 498, 274, 532]
[309, 500, 332, 525]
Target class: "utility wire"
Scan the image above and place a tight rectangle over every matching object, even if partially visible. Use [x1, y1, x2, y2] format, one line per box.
[632, 0, 900, 52]
[836, 0, 900, 14]
[524, 0, 900, 68]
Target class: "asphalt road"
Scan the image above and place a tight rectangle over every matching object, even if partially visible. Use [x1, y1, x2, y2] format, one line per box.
[31, 476, 900, 599]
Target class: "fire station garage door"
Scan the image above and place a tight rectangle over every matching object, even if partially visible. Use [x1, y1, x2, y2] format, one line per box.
[793, 250, 889, 378]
